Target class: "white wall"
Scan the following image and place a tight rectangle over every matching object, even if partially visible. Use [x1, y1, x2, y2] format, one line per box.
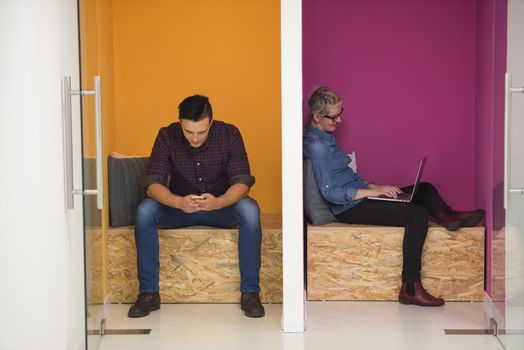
[0, 1, 85, 349]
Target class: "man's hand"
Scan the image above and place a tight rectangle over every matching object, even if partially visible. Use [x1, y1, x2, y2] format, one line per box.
[194, 193, 224, 211]
[146, 184, 230, 213]
[177, 194, 205, 213]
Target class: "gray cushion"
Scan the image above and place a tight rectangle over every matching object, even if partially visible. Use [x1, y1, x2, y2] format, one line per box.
[303, 159, 337, 225]
[108, 156, 149, 227]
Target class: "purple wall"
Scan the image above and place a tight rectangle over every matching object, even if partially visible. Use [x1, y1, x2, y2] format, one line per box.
[303, 0, 478, 210]
[303, 0, 508, 295]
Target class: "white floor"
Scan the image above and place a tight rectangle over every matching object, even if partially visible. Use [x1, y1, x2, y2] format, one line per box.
[93, 301, 507, 350]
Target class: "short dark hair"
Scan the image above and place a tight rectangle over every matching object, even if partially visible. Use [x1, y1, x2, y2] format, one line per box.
[178, 95, 213, 122]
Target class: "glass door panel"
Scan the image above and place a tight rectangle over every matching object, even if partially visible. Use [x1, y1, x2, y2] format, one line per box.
[83, 157, 104, 349]
[79, 0, 106, 347]
[500, 196, 524, 348]
[498, 0, 524, 348]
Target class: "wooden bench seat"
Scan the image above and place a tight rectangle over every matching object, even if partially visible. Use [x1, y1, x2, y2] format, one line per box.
[307, 223, 485, 301]
[107, 214, 282, 303]
[107, 215, 484, 304]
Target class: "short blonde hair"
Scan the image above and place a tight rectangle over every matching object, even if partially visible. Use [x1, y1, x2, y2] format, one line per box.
[307, 86, 341, 118]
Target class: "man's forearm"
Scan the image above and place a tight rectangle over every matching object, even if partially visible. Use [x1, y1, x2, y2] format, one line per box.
[217, 183, 249, 208]
[147, 183, 182, 208]
[147, 182, 250, 211]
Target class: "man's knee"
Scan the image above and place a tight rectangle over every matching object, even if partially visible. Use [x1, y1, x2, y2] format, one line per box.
[135, 198, 162, 224]
[233, 197, 261, 223]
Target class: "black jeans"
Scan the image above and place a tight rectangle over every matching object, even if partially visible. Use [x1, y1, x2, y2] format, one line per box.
[334, 182, 452, 283]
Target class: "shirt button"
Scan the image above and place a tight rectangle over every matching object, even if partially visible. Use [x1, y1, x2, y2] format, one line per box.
[198, 178, 202, 182]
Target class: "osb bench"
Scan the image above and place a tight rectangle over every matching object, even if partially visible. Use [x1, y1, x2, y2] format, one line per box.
[307, 223, 485, 301]
[107, 214, 282, 304]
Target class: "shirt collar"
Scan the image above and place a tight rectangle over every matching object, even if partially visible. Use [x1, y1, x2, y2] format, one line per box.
[306, 123, 335, 142]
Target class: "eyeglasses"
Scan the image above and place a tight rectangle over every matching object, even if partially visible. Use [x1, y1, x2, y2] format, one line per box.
[323, 107, 344, 122]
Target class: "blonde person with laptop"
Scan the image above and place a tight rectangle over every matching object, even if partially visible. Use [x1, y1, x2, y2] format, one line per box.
[303, 86, 485, 307]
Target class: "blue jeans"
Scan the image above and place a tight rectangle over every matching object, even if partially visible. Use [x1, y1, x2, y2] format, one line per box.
[134, 197, 262, 293]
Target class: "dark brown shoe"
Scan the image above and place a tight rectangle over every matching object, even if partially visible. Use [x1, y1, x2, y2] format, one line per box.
[398, 282, 445, 307]
[435, 212, 461, 231]
[435, 209, 485, 231]
[452, 209, 485, 227]
[240, 292, 265, 318]
[128, 293, 161, 318]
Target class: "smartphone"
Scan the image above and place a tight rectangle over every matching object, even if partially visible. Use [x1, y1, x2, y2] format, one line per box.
[191, 195, 205, 200]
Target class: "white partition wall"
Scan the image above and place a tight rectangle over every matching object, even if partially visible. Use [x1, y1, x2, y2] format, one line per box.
[281, 0, 305, 333]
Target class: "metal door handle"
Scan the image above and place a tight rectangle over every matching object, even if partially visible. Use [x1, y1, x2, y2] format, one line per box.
[504, 72, 524, 209]
[61, 75, 104, 210]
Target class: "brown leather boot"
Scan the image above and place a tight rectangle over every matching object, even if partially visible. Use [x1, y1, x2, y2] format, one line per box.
[398, 282, 445, 307]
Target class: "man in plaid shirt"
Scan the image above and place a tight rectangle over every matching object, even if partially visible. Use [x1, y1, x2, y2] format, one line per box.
[128, 95, 264, 318]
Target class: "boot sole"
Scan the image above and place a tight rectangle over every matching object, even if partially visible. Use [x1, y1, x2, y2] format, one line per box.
[398, 297, 412, 305]
[445, 220, 461, 231]
[398, 297, 444, 307]
[243, 309, 265, 318]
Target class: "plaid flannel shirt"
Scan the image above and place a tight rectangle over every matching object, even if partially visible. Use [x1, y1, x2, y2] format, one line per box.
[143, 120, 255, 196]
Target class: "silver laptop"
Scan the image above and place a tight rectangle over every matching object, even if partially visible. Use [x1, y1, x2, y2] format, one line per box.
[368, 157, 426, 203]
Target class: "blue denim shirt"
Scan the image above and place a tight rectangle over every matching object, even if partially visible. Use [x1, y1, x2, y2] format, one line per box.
[303, 124, 368, 215]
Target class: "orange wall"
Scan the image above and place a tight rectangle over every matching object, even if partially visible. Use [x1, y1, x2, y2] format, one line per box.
[112, 0, 282, 214]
